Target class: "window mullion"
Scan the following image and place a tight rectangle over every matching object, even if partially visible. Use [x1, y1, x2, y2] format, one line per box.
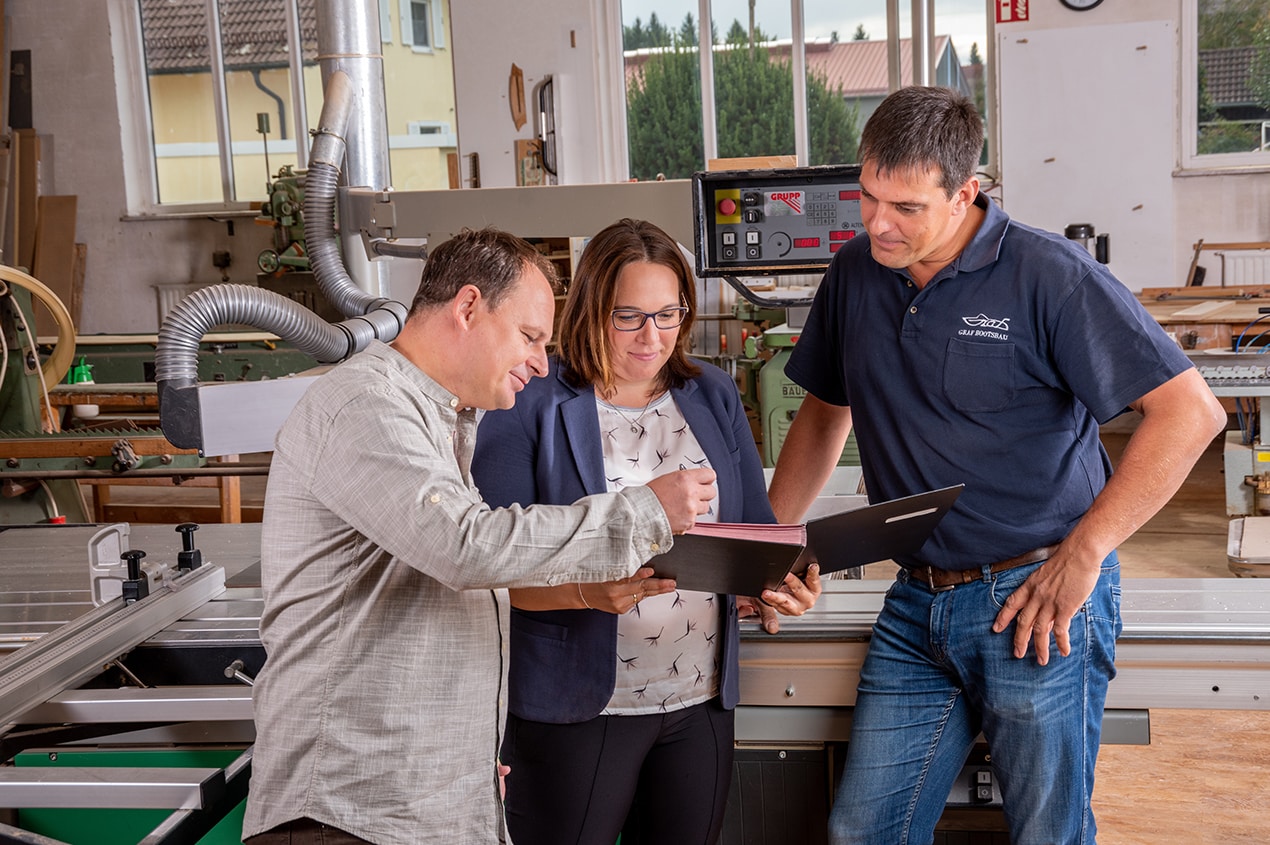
[284, 0, 310, 169]
[204, 0, 237, 201]
[791, 0, 808, 166]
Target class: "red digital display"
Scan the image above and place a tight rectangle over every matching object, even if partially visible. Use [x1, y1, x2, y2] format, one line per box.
[792, 237, 820, 249]
[829, 230, 856, 241]
[839, 190, 861, 200]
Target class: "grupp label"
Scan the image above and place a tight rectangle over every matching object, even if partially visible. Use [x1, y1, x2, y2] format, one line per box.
[765, 191, 805, 216]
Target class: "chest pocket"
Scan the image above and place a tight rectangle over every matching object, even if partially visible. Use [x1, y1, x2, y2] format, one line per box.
[943, 338, 1016, 413]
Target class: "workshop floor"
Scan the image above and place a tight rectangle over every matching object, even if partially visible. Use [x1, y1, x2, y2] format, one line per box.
[861, 424, 1269, 844]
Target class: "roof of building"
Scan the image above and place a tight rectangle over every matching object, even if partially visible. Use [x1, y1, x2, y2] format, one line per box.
[1199, 46, 1256, 107]
[626, 35, 958, 96]
[139, 0, 318, 73]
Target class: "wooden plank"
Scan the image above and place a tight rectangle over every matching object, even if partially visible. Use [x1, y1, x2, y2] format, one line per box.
[0, 144, 10, 262]
[14, 128, 38, 271]
[31, 194, 78, 337]
[1168, 300, 1230, 319]
[71, 242, 87, 326]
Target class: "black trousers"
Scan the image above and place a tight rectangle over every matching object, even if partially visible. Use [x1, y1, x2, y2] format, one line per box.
[502, 697, 735, 845]
[244, 818, 372, 845]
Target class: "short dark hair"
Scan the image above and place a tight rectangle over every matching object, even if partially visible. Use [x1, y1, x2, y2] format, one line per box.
[408, 227, 556, 317]
[858, 85, 983, 197]
[557, 218, 700, 395]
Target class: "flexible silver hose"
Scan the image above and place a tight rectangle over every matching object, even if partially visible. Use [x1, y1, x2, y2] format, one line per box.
[155, 69, 407, 449]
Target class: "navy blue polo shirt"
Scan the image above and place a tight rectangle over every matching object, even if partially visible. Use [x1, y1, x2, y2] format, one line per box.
[786, 195, 1192, 570]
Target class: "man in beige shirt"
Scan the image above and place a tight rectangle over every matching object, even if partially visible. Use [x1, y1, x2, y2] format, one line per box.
[242, 228, 716, 845]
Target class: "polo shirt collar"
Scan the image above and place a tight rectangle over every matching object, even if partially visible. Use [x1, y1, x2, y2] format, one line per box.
[954, 192, 1009, 275]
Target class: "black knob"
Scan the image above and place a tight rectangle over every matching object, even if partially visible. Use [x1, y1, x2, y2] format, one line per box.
[121, 549, 146, 581]
[176, 523, 199, 552]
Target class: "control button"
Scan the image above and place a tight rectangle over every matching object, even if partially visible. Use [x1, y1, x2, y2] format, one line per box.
[722, 245, 738, 260]
[746, 245, 761, 259]
[718, 197, 737, 216]
[745, 230, 761, 245]
[743, 209, 762, 224]
[722, 231, 737, 246]
[743, 192, 761, 206]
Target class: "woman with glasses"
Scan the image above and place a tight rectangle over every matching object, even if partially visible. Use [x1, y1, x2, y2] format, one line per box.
[472, 218, 820, 845]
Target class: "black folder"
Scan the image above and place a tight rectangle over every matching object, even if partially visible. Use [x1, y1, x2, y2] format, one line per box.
[652, 485, 963, 595]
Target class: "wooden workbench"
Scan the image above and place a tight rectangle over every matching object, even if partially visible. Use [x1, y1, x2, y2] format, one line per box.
[1138, 287, 1270, 350]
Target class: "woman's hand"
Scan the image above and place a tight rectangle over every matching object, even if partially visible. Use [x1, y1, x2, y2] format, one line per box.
[737, 563, 823, 634]
[577, 566, 677, 614]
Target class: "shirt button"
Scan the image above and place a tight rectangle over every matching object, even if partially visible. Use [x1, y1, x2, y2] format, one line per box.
[650, 542, 660, 552]
[909, 306, 918, 314]
[906, 280, 914, 287]
[449, 398, 458, 408]
[429, 494, 441, 504]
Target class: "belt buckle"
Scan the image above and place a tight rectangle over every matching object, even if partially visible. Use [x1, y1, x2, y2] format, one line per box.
[931, 578, 958, 593]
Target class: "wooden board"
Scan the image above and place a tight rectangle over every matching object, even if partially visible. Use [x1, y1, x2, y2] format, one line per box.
[31, 194, 78, 336]
[14, 128, 38, 271]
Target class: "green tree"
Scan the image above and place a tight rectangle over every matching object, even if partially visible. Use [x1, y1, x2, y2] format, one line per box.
[678, 12, 698, 47]
[624, 17, 645, 50]
[1198, 0, 1270, 49]
[853, 24, 868, 41]
[1249, 17, 1270, 115]
[646, 12, 671, 48]
[626, 47, 703, 179]
[968, 42, 986, 117]
[627, 44, 860, 179]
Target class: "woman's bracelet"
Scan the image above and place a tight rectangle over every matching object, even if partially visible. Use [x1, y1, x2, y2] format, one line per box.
[577, 583, 593, 609]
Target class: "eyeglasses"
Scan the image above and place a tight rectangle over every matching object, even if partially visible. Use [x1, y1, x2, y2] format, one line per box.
[610, 307, 689, 332]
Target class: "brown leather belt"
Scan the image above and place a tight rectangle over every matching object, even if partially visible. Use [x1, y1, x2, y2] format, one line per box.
[905, 544, 1060, 592]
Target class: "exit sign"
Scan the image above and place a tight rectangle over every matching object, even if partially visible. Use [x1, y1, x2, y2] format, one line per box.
[997, 0, 1029, 23]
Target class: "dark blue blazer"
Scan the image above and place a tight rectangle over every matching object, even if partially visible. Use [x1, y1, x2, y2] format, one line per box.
[472, 357, 775, 723]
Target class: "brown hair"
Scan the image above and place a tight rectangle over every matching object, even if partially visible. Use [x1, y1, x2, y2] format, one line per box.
[557, 218, 700, 396]
[858, 85, 984, 198]
[408, 227, 556, 317]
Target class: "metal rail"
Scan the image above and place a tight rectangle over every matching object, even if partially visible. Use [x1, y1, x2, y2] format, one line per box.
[0, 565, 225, 732]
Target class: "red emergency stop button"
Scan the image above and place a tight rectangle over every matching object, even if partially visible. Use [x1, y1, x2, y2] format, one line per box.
[718, 198, 737, 216]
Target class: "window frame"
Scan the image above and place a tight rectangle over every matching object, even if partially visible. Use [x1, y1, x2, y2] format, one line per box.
[399, 0, 446, 52]
[116, 0, 314, 216]
[607, 0, 995, 183]
[1180, 0, 1270, 173]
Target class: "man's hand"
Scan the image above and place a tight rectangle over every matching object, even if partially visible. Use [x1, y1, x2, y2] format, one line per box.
[738, 564, 823, 633]
[577, 566, 677, 614]
[646, 468, 717, 534]
[991, 551, 1100, 664]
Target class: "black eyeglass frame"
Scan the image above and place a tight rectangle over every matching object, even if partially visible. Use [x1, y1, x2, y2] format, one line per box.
[609, 306, 690, 332]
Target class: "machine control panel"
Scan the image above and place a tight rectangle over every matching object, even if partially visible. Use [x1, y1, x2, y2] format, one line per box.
[692, 165, 864, 277]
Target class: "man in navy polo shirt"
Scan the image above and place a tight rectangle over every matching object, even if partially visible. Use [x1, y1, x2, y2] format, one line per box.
[768, 86, 1225, 845]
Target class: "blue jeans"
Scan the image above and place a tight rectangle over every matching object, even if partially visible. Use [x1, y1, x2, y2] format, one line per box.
[828, 554, 1122, 845]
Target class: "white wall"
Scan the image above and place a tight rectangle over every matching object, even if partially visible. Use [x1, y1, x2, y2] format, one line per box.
[449, 0, 623, 187]
[995, 1, 1270, 290]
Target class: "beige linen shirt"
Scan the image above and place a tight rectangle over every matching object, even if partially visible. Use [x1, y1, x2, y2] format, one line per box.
[241, 341, 671, 845]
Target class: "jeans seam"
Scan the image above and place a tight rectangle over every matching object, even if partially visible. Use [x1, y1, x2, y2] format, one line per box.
[902, 688, 960, 843]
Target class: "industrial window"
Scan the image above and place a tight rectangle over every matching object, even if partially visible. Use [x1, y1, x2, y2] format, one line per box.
[619, 0, 990, 181]
[1182, 0, 1270, 169]
[119, 0, 456, 212]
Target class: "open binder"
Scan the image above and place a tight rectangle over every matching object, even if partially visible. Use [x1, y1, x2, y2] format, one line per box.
[652, 485, 964, 595]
